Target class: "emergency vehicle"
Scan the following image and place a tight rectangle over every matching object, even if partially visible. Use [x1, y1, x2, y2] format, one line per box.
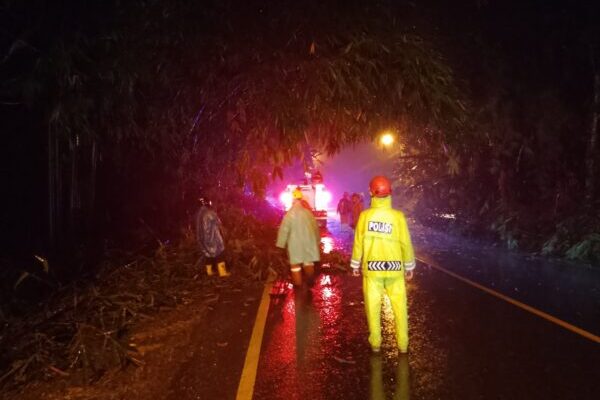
[279, 171, 331, 227]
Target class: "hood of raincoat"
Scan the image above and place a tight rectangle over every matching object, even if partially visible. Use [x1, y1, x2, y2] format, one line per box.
[370, 195, 392, 209]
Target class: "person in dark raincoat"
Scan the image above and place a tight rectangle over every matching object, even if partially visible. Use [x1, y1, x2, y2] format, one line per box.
[337, 192, 352, 226]
[276, 188, 321, 287]
[195, 197, 230, 277]
[350, 192, 364, 229]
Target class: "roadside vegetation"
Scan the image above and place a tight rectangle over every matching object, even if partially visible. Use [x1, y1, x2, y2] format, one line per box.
[389, 2, 600, 263]
[0, 196, 271, 392]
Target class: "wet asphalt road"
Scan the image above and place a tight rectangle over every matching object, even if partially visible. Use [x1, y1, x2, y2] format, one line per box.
[252, 224, 600, 400]
[410, 222, 600, 335]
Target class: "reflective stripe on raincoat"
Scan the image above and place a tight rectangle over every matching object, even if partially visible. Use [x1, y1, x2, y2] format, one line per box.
[350, 196, 415, 277]
[276, 201, 321, 265]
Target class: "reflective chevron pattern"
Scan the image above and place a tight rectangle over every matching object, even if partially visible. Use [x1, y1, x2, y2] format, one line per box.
[367, 261, 402, 271]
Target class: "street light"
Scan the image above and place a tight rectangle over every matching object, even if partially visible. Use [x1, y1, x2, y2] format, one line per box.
[380, 132, 394, 147]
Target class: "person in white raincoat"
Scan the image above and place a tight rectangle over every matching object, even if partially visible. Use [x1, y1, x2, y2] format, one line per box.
[276, 188, 321, 287]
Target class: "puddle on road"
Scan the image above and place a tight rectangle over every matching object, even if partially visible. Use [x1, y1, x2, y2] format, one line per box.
[369, 354, 410, 400]
[321, 236, 334, 254]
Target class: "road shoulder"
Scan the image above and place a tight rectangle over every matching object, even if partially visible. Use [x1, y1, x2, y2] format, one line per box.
[3, 279, 263, 400]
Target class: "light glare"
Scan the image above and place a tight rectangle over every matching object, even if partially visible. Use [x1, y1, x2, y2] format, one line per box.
[380, 133, 394, 146]
[279, 191, 293, 210]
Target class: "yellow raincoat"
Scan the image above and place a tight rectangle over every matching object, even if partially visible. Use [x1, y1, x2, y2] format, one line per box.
[351, 195, 415, 351]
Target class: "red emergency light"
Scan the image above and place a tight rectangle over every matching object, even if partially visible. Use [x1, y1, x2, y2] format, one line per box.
[279, 184, 331, 212]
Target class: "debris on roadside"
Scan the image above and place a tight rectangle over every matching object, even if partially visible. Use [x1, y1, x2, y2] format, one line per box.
[0, 199, 288, 393]
[332, 356, 356, 365]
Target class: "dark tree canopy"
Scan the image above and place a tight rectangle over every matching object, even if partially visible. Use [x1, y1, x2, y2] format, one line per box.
[2, 0, 597, 261]
[1, 0, 465, 252]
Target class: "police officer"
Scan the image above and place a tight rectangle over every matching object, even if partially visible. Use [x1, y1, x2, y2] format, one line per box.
[350, 176, 416, 353]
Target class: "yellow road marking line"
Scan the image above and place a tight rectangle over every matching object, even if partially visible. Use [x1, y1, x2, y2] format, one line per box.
[236, 283, 273, 400]
[417, 257, 600, 344]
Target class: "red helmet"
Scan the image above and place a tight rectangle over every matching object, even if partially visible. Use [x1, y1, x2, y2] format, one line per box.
[369, 176, 392, 197]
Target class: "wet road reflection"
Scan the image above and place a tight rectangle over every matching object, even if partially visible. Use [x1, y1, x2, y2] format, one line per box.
[253, 220, 600, 400]
[370, 354, 410, 400]
[411, 222, 600, 334]
[320, 236, 334, 254]
[255, 272, 370, 400]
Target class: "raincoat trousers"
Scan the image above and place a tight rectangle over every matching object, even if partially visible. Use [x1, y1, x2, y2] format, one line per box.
[351, 196, 415, 351]
[276, 201, 321, 266]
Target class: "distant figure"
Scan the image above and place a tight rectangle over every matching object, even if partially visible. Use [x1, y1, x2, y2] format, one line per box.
[350, 176, 416, 354]
[359, 192, 366, 210]
[350, 192, 364, 229]
[276, 188, 321, 287]
[336, 192, 352, 226]
[195, 197, 230, 277]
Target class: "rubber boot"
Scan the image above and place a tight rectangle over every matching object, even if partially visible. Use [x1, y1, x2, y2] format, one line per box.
[217, 261, 231, 277]
[291, 267, 303, 287]
[205, 264, 214, 276]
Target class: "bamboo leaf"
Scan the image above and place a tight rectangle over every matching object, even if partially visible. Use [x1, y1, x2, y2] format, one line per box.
[34, 255, 49, 274]
[14, 272, 30, 290]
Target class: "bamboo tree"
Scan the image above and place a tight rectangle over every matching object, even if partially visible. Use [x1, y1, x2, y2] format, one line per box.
[2, 0, 466, 251]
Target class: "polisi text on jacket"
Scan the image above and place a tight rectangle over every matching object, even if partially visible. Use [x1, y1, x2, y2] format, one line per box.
[368, 221, 392, 234]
